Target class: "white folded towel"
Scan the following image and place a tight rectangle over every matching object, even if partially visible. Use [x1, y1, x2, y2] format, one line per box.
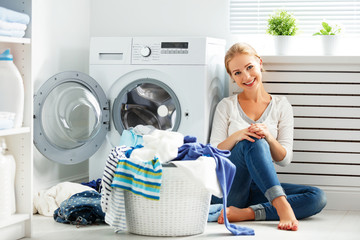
[0, 6, 30, 25]
[0, 28, 25, 38]
[0, 19, 27, 31]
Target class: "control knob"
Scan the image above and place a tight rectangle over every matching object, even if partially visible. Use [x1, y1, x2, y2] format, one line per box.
[140, 46, 151, 57]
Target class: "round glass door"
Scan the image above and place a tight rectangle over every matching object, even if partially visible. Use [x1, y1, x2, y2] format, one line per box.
[112, 78, 181, 134]
[33, 71, 109, 164]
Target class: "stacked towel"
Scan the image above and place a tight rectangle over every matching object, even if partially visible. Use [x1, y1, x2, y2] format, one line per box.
[0, 7, 30, 38]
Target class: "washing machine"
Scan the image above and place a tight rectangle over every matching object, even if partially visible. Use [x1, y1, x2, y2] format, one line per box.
[33, 37, 226, 180]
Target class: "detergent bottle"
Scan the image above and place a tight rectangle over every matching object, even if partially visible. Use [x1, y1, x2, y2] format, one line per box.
[0, 138, 17, 217]
[0, 49, 24, 128]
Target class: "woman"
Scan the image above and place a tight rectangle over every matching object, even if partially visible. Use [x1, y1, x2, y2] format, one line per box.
[210, 43, 327, 231]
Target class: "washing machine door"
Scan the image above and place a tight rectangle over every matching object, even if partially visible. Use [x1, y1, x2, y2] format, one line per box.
[112, 78, 181, 135]
[33, 71, 110, 165]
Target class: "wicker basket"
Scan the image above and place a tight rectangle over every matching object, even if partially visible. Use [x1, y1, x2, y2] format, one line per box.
[124, 164, 211, 236]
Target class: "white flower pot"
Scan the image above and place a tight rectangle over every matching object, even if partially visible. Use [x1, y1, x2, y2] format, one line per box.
[273, 36, 293, 55]
[321, 35, 340, 55]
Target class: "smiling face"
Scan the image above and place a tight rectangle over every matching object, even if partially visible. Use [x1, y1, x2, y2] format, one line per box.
[228, 53, 263, 92]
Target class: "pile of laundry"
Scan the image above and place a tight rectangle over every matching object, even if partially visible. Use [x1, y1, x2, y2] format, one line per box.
[33, 128, 254, 235]
[101, 128, 255, 236]
[0, 6, 30, 38]
[33, 181, 105, 225]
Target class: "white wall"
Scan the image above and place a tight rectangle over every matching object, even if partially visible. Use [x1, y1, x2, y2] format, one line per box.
[32, 0, 91, 192]
[90, 0, 229, 39]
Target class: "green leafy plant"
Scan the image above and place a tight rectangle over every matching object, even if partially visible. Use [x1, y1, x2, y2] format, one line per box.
[313, 22, 341, 35]
[266, 10, 298, 36]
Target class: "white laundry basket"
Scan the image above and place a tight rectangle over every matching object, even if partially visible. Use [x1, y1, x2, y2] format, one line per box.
[124, 164, 211, 236]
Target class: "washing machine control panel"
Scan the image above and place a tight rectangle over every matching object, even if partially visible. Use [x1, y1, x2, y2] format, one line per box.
[132, 39, 193, 64]
[140, 46, 152, 57]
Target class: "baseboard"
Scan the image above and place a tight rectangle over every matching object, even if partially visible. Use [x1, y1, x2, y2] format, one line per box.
[321, 186, 360, 211]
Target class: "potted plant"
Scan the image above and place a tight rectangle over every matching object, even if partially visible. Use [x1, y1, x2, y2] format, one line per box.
[266, 9, 298, 55]
[313, 21, 341, 36]
[313, 21, 341, 55]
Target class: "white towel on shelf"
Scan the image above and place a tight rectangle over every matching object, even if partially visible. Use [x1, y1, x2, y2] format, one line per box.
[130, 129, 184, 163]
[0, 19, 27, 31]
[0, 6, 30, 25]
[0, 28, 25, 38]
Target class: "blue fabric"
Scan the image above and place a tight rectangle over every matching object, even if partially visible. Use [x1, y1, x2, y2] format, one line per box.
[212, 138, 327, 221]
[53, 191, 105, 225]
[174, 136, 255, 236]
[81, 178, 102, 193]
[0, 7, 30, 24]
[208, 204, 223, 222]
[119, 129, 143, 147]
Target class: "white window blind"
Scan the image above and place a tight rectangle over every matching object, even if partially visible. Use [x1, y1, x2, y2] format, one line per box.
[230, 0, 360, 35]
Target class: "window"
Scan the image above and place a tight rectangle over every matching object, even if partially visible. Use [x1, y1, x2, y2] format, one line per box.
[230, 0, 360, 35]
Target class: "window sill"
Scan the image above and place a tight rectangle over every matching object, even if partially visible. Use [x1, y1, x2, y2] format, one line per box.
[229, 35, 360, 57]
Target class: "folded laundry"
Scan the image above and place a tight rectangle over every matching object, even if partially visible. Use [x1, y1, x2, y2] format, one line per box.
[0, 19, 27, 31]
[0, 28, 25, 38]
[0, 6, 30, 25]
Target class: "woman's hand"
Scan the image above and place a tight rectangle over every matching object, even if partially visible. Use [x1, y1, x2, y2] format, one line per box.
[217, 127, 262, 150]
[248, 123, 272, 140]
[233, 127, 262, 143]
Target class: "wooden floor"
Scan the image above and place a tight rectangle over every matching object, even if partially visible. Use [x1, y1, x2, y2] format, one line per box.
[25, 210, 360, 240]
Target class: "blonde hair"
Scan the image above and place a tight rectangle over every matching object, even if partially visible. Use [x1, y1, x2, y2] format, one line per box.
[224, 42, 262, 75]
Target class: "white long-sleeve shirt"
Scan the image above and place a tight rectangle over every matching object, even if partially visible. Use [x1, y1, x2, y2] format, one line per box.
[210, 94, 294, 167]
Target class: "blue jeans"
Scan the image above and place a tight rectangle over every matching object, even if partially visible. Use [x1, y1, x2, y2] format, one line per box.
[212, 138, 327, 220]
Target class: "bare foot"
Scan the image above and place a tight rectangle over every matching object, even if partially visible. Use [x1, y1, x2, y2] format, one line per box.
[272, 196, 299, 231]
[217, 206, 255, 224]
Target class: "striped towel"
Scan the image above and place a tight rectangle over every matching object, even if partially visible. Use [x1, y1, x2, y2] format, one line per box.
[111, 156, 162, 200]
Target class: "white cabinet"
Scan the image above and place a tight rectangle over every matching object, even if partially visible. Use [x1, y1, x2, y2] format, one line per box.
[0, 0, 33, 239]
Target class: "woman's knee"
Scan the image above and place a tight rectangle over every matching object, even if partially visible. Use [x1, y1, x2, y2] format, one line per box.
[233, 138, 269, 153]
[307, 186, 327, 215]
[313, 187, 327, 213]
